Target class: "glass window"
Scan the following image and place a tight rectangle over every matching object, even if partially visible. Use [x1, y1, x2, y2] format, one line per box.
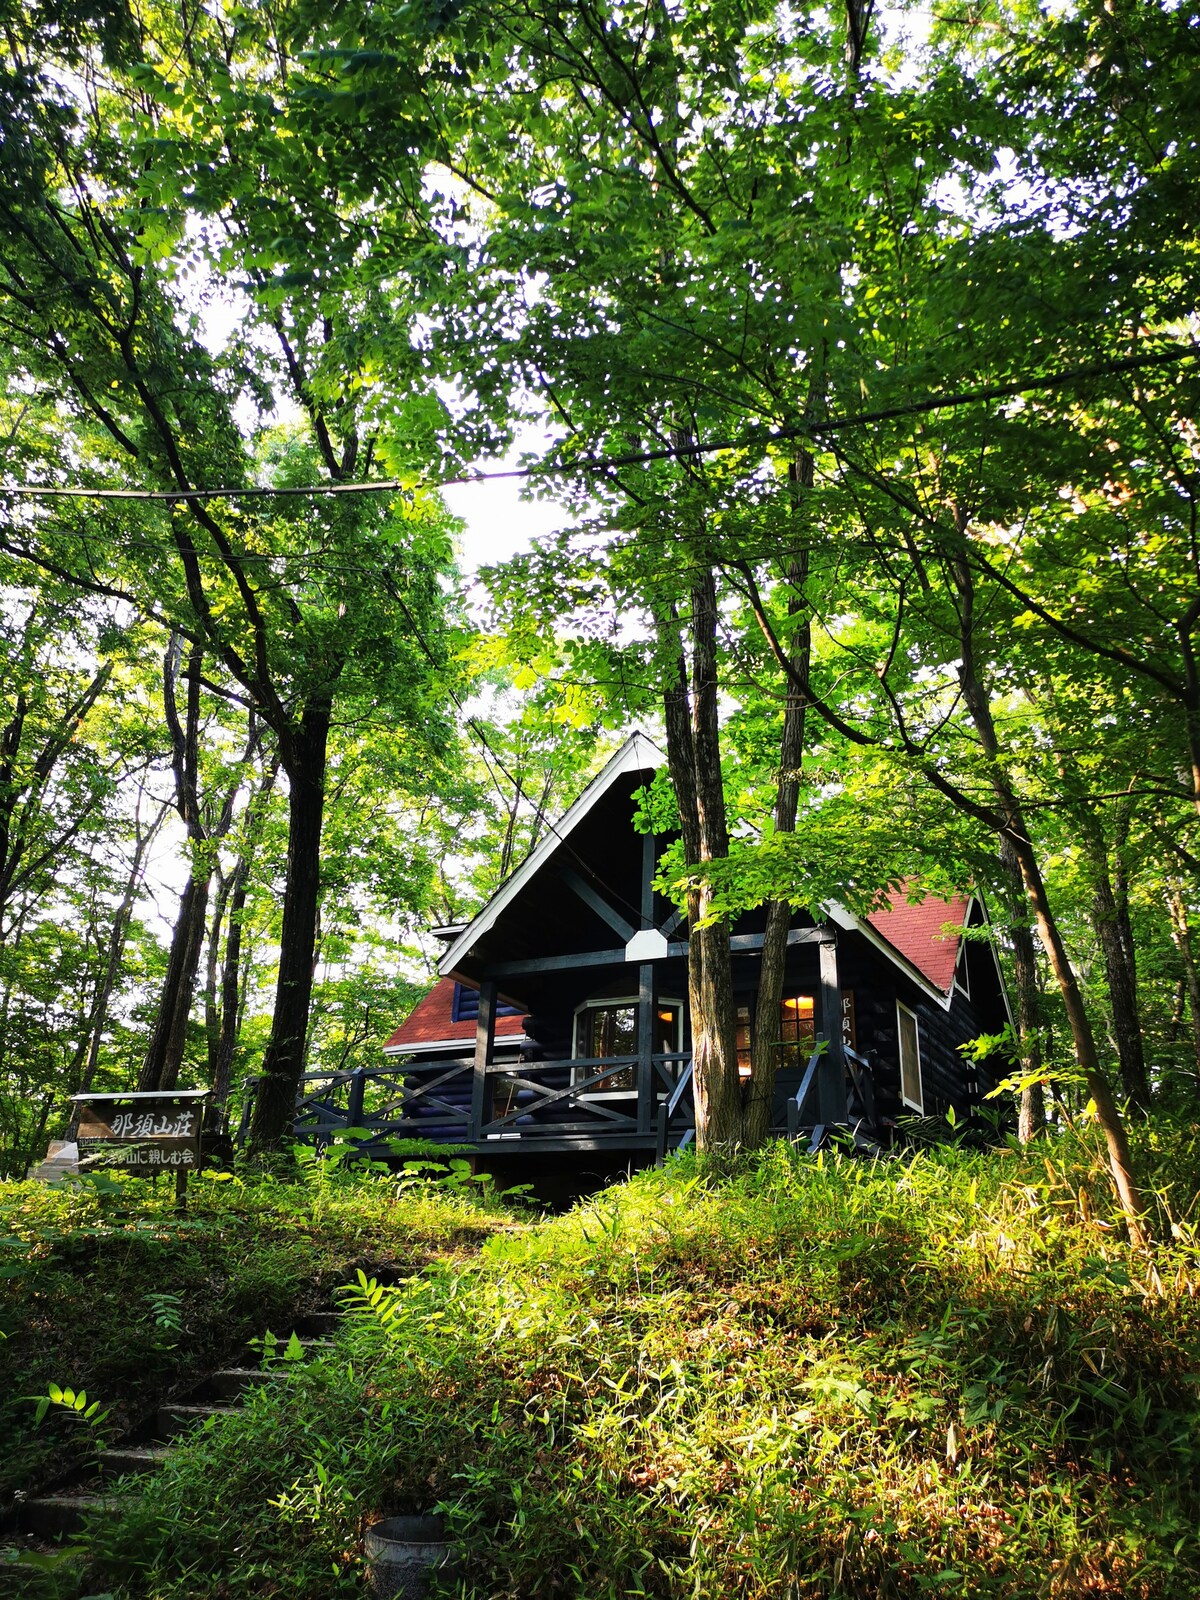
[779, 995, 816, 1069]
[577, 1004, 638, 1061]
[573, 998, 683, 1093]
[736, 1004, 752, 1077]
[897, 1002, 923, 1111]
[734, 994, 815, 1076]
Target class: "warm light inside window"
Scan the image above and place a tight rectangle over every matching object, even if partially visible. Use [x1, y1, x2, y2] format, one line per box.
[782, 996, 814, 1015]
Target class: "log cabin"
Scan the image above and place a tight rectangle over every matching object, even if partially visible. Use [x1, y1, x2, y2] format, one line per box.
[293, 733, 1012, 1178]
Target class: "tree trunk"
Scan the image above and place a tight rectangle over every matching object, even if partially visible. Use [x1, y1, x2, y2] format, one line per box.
[655, 571, 741, 1156]
[140, 637, 211, 1092]
[76, 797, 166, 1095]
[247, 698, 331, 1154]
[998, 834, 1046, 1143]
[948, 550, 1147, 1244]
[138, 872, 212, 1092]
[746, 461, 811, 1146]
[1088, 845, 1150, 1112]
[1010, 831, 1148, 1242]
[211, 855, 252, 1114]
[1165, 880, 1200, 1090]
[1074, 795, 1150, 1113]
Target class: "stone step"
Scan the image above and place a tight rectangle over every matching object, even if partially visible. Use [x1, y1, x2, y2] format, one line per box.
[201, 1367, 285, 1402]
[291, 1310, 341, 1337]
[98, 1444, 171, 1478]
[155, 1402, 236, 1440]
[21, 1492, 117, 1538]
[246, 1332, 331, 1363]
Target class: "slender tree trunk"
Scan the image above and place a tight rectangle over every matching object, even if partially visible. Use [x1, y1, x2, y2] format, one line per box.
[204, 864, 233, 1085]
[206, 747, 276, 1115]
[1088, 847, 1150, 1112]
[949, 551, 1147, 1243]
[138, 873, 211, 1091]
[746, 459, 811, 1147]
[1077, 798, 1150, 1112]
[656, 575, 741, 1156]
[1165, 880, 1200, 1089]
[140, 637, 210, 1091]
[76, 797, 166, 1095]
[998, 834, 1046, 1142]
[211, 856, 251, 1113]
[1011, 833, 1148, 1242]
[247, 697, 331, 1154]
[1178, 612, 1200, 820]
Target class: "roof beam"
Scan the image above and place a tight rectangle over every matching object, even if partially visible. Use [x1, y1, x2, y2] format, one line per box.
[559, 867, 637, 942]
[483, 925, 826, 979]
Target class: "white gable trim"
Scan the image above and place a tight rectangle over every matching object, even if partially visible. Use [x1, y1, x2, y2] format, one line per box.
[383, 1035, 528, 1058]
[439, 732, 666, 979]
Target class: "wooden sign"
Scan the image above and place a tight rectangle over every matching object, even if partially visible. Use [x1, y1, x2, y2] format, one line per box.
[73, 1091, 206, 1173]
[840, 991, 857, 1052]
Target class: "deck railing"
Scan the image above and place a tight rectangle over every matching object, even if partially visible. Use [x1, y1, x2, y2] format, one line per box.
[477, 1052, 692, 1145]
[289, 1057, 476, 1152]
[786, 1041, 878, 1150]
[239, 1051, 696, 1154]
[654, 1057, 695, 1162]
[237, 1041, 877, 1157]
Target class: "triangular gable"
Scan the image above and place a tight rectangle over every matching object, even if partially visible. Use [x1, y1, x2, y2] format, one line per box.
[865, 888, 971, 994]
[436, 733, 997, 1015]
[438, 731, 665, 980]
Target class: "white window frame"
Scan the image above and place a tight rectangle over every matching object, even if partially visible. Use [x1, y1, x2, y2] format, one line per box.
[952, 941, 970, 1000]
[571, 995, 684, 1099]
[897, 1001, 924, 1113]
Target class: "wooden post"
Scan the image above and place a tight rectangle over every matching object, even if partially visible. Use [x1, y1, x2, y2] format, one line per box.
[638, 829, 658, 1134]
[470, 979, 498, 1141]
[818, 934, 848, 1124]
[346, 1066, 367, 1131]
[637, 961, 656, 1134]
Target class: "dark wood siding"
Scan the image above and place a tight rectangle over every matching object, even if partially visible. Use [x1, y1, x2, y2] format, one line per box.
[834, 936, 1007, 1122]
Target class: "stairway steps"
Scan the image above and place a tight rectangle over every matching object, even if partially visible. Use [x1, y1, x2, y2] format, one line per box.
[98, 1444, 171, 1477]
[291, 1310, 340, 1336]
[155, 1402, 236, 1439]
[21, 1492, 117, 1538]
[15, 1292, 352, 1547]
[202, 1367, 284, 1402]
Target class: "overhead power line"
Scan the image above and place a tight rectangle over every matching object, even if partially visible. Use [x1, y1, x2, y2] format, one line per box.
[0, 346, 1191, 504]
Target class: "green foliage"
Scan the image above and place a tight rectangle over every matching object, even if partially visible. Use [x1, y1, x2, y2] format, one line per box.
[29, 1382, 109, 1431]
[80, 1129, 1200, 1599]
[0, 1165, 507, 1498]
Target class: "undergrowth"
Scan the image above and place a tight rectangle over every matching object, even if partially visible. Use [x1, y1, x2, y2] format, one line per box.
[59, 1122, 1200, 1600]
[0, 1160, 509, 1503]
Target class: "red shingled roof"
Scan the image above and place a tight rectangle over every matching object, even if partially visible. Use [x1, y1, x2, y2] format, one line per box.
[383, 978, 526, 1052]
[864, 888, 971, 994]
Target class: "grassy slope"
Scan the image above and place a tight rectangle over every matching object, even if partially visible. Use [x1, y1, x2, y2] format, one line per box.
[2, 1126, 1200, 1600]
[60, 1128, 1200, 1600]
[0, 1166, 508, 1501]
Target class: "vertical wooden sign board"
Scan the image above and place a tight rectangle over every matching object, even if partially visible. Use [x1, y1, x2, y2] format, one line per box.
[840, 992, 857, 1054]
[71, 1090, 208, 1210]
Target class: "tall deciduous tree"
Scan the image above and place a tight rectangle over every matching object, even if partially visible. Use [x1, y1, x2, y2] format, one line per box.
[0, 4, 460, 1149]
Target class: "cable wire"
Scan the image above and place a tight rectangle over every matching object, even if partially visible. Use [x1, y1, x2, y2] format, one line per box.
[0, 345, 1190, 504]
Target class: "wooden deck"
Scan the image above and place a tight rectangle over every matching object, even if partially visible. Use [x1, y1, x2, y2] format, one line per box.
[238, 1043, 879, 1162]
